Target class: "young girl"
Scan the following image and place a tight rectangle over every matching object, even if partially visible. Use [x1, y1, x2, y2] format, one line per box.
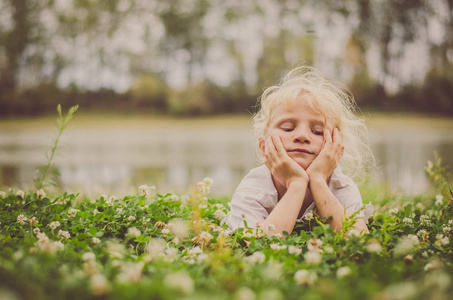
[225, 66, 374, 235]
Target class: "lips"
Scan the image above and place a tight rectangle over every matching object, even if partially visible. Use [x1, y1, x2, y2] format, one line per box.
[288, 148, 314, 155]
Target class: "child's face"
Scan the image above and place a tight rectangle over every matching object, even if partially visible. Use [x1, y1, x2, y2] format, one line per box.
[261, 99, 329, 170]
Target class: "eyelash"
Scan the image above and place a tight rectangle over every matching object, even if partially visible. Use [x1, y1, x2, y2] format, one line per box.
[281, 128, 324, 135]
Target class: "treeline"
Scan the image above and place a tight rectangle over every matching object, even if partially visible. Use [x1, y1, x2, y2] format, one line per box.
[1, 0, 453, 116]
[1, 68, 452, 117]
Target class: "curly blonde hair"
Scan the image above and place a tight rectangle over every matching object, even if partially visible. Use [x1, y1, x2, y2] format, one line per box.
[252, 66, 375, 180]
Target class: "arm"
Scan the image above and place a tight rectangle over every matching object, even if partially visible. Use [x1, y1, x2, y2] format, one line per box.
[307, 128, 369, 234]
[261, 136, 309, 235]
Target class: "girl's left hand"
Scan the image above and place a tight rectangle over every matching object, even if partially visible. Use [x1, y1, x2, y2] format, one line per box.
[306, 128, 343, 181]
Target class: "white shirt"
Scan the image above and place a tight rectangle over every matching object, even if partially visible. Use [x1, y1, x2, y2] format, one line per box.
[224, 164, 373, 231]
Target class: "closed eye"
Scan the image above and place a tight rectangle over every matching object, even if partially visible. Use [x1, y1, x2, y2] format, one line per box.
[312, 129, 324, 136]
[282, 128, 294, 132]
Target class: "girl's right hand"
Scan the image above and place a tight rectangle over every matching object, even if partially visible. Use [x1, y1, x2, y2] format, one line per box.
[264, 136, 309, 189]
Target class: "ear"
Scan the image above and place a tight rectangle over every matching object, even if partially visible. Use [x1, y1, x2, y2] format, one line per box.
[258, 137, 266, 157]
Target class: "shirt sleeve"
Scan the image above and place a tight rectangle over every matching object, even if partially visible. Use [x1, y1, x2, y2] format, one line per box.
[224, 188, 272, 231]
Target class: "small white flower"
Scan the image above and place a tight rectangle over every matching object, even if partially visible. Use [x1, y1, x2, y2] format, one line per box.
[337, 266, 351, 278]
[214, 209, 227, 220]
[33, 227, 41, 234]
[367, 240, 382, 253]
[304, 251, 322, 266]
[199, 204, 207, 209]
[203, 177, 214, 187]
[36, 189, 46, 200]
[17, 214, 28, 225]
[389, 208, 399, 215]
[93, 209, 99, 215]
[162, 228, 170, 235]
[187, 246, 203, 257]
[443, 226, 451, 235]
[435, 195, 443, 206]
[16, 190, 25, 198]
[164, 271, 194, 294]
[304, 211, 314, 221]
[58, 230, 71, 239]
[68, 208, 78, 218]
[307, 238, 323, 252]
[288, 245, 302, 255]
[92, 237, 100, 245]
[244, 251, 266, 265]
[347, 229, 361, 238]
[420, 215, 430, 226]
[403, 218, 413, 224]
[139, 185, 151, 196]
[82, 252, 96, 261]
[127, 215, 136, 222]
[394, 234, 419, 256]
[270, 243, 287, 251]
[90, 273, 111, 296]
[267, 224, 276, 232]
[127, 227, 141, 238]
[294, 269, 317, 286]
[417, 229, 429, 240]
[116, 207, 123, 214]
[172, 237, 180, 245]
[435, 234, 449, 246]
[48, 221, 61, 230]
[449, 220, 453, 226]
[323, 246, 334, 254]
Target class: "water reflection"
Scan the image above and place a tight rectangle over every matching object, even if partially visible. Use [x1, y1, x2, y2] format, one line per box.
[1, 125, 452, 195]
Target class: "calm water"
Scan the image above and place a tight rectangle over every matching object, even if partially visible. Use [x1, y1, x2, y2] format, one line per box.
[1, 123, 452, 196]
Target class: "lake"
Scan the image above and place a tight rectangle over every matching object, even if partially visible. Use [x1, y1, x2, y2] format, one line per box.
[1, 114, 452, 196]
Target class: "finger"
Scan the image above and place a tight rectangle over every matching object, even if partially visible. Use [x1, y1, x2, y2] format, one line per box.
[273, 136, 287, 158]
[265, 136, 277, 162]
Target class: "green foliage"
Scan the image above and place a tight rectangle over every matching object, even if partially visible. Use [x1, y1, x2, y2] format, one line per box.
[1, 174, 452, 299]
[34, 104, 78, 190]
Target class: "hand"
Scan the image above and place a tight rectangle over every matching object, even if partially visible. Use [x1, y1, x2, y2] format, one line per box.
[307, 128, 343, 182]
[264, 136, 309, 189]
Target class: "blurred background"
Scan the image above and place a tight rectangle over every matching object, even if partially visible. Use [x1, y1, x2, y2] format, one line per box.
[0, 0, 452, 196]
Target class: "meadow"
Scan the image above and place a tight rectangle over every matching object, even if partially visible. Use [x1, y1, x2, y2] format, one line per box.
[0, 107, 452, 300]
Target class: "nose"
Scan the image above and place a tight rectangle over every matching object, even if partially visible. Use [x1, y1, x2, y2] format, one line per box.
[293, 128, 311, 144]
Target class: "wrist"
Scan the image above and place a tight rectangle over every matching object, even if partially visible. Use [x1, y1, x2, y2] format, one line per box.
[308, 174, 327, 186]
[286, 178, 309, 190]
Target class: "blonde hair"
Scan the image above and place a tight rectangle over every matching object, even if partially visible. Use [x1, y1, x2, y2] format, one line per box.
[252, 66, 375, 181]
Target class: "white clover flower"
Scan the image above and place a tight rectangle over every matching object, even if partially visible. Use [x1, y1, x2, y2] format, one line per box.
[304, 211, 314, 221]
[58, 230, 71, 239]
[449, 220, 453, 226]
[127, 215, 136, 222]
[288, 245, 302, 255]
[90, 273, 111, 296]
[323, 246, 334, 254]
[267, 224, 276, 232]
[164, 248, 179, 262]
[304, 251, 322, 266]
[435, 195, 444, 206]
[82, 252, 96, 261]
[187, 246, 203, 257]
[214, 209, 227, 220]
[270, 243, 287, 251]
[92, 237, 100, 245]
[36, 189, 46, 200]
[337, 266, 352, 278]
[294, 269, 317, 286]
[116, 262, 144, 283]
[367, 240, 382, 253]
[139, 184, 151, 196]
[168, 219, 189, 240]
[146, 238, 167, 258]
[403, 218, 413, 224]
[420, 215, 430, 226]
[172, 237, 180, 245]
[347, 229, 361, 238]
[389, 208, 399, 214]
[394, 234, 419, 256]
[435, 234, 449, 247]
[162, 228, 170, 235]
[28, 216, 38, 226]
[116, 207, 123, 214]
[127, 227, 141, 238]
[215, 203, 224, 209]
[234, 287, 255, 300]
[106, 240, 125, 259]
[48, 221, 61, 230]
[16, 190, 25, 198]
[17, 214, 28, 225]
[244, 251, 266, 265]
[199, 204, 208, 209]
[93, 209, 100, 215]
[33, 227, 41, 234]
[164, 271, 194, 294]
[203, 177, 214, 187]
[307, 238, 323, 252]
[68, 208, 78, 218]
[443, 226, 452, 235]
[417, 229, 429, 240]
